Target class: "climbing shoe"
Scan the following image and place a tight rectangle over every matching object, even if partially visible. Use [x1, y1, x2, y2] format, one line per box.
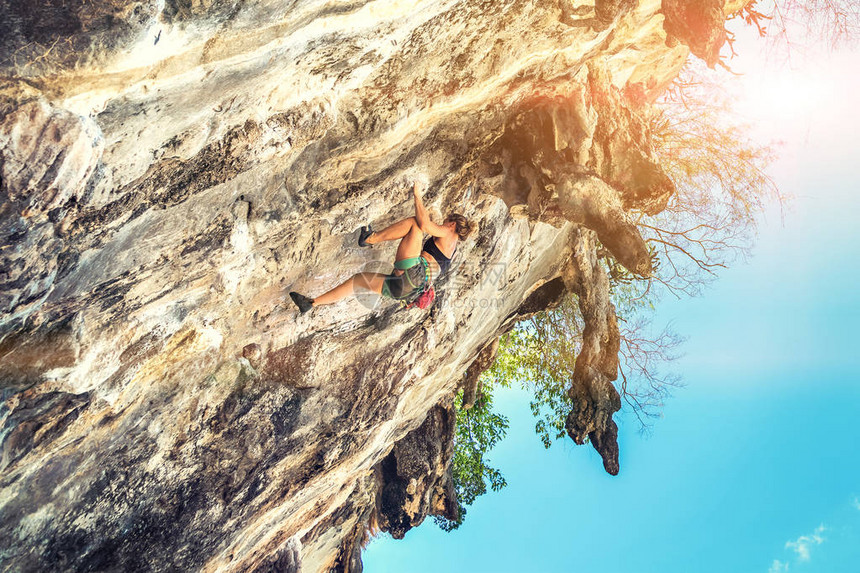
[358, 225, 374, 247]
[289, 292, 314, 314]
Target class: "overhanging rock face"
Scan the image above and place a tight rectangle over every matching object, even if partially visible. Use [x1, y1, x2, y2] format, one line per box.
[0, 1, 737, 571]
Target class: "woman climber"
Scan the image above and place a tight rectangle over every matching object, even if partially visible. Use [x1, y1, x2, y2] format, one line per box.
[289, 182, 473, 313]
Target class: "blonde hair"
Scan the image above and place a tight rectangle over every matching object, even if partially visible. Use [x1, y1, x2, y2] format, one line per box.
[445, 214, 474, 240]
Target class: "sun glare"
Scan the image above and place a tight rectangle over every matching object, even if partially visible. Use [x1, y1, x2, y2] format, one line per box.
[735, 63, 832, 138]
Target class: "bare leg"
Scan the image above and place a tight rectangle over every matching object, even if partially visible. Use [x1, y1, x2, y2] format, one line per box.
[312, 272, 387, 306]
[393, 218, 424, 262]
[367, 217, 420, 245]
[304, 219, 424, 310]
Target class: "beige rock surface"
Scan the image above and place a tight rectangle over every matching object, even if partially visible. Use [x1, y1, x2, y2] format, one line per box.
[0, 1, 744, 571]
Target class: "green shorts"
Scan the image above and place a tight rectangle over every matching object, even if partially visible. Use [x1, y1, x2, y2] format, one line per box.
[381, 257, 429, 300]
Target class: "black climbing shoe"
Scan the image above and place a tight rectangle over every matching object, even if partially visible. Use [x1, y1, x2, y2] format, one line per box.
[289, 292, 314, 314]
[358, 225, 374, 247]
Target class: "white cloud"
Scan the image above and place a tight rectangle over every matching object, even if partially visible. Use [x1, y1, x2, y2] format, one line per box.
[852, 496, 860, 511]
[784, 525, 826, 561]
[769, 559, 789, 573]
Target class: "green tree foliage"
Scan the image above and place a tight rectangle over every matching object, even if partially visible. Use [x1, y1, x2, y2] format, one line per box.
[481, 284, 683, 446]
[435, 388, 508, 531]
[480, 298, 580, 449]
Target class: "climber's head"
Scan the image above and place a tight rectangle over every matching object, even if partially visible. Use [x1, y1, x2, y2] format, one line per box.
[445, 213, 473, 241]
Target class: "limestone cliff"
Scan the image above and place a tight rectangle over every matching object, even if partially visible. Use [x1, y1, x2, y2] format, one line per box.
[1, 1, 738, 571]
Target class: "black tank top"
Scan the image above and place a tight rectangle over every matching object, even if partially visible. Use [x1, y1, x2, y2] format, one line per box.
[423, 237, 454, 275]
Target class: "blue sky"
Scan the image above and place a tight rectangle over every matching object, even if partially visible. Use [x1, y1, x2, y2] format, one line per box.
[365, 23, 860, 573]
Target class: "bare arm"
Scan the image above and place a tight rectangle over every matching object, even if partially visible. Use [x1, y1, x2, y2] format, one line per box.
[413, 182, 450, 238]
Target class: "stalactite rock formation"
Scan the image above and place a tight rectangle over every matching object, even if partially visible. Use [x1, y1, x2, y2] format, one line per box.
[662, 0, 730, 67]
[562, 228, 623, 475]
[1, 0, 740, 570]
